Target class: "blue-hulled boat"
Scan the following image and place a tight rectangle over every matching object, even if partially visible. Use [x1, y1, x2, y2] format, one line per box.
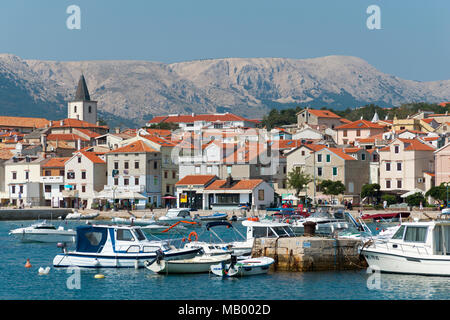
[53, 224, 200, 268]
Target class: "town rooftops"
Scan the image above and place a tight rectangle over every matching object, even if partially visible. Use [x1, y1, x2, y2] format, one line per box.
[147, 113, 254, 124]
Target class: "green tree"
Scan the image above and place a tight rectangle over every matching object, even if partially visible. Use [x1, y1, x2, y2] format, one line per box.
[381, 194, 397, 206]
[405, 192, 427, 207]
[147, 122, 179, 130]
[318, 180, 346, 202]
[287, 167, 313, 198]
[425, 183, 448, 204]
[361, 183, 381, 204]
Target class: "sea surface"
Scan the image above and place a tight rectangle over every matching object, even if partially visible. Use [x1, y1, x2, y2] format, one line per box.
[0, 220, 449, 300]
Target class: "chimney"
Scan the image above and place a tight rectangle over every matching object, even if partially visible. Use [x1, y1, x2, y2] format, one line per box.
[77, 138, 81, 151]
[60, 120, 64, 126]
[41, 135, 47, 153]
[115, 127, 120, 134]
[49, 120, 53, 127]
[224, 175, 233, 188]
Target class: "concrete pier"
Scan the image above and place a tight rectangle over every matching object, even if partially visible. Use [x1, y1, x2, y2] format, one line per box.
[0, 208, 72, 221]
[252, 236, 367, 272]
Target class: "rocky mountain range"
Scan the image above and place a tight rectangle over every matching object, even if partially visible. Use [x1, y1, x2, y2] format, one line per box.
[0, 53, 449, 127]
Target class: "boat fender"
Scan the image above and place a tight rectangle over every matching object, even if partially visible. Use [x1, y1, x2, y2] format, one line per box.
[188, 231, 198, 242]
[94, 274, 105, 279]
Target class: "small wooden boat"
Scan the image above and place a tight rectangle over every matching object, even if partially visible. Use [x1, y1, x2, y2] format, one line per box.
[210, 256, 275, 277]
[144, 253, 231, 274]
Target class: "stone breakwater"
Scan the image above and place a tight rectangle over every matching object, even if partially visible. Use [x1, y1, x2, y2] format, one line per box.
[252, 237, 367, 272]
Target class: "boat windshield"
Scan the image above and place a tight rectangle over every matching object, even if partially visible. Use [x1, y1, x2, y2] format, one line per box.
[309, 210, 333, 219]
[271, 226, 295, 237]
[34, 225, 57, 230]
[134, 228, 147, 241]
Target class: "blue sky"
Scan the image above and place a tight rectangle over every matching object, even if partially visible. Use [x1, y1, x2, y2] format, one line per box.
[1, 0, 449, 81]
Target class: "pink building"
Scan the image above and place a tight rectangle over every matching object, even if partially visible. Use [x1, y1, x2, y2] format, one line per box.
[335, 119, 387, 145]
[435, 142, 450, 186]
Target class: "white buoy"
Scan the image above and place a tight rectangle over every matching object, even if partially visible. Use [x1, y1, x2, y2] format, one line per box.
[134, 260, 139, 269]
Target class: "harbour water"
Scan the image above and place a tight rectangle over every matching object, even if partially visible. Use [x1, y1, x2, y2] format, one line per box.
[1, 220, 449, 300]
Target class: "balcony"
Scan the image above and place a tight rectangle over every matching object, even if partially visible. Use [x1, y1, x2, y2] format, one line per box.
[40, 176, 64, 184]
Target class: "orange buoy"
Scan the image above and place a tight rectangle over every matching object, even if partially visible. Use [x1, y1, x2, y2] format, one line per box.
[25, 259, 32, 268]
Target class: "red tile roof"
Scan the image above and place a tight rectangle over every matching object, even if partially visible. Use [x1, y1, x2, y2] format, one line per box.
[326, 148, 357, 161]
[50, 118, 108, 129]
[175, 175, 217, 186]
[335, 119, 386, 130]
[0, 149, 14, 160]
[379, 139, 436, 152]
[306, 109, 341, 119]
[205, 179, 264, 191]
[0, 116, 49, 128]
[108, 140, 158, 154]
[46, 134, 88, 141]
[74, 128, 101, 138]
[140, 134, 177, 147]
[268, 139, 303, 150]
[42, 157, 70, 168]
[79, 152, 105, 164]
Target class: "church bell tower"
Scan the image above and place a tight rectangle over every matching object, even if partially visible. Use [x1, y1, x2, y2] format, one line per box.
[67, 74, 98, 124]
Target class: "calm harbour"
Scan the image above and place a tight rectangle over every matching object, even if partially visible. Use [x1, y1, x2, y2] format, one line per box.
[1, 220, 449, 300]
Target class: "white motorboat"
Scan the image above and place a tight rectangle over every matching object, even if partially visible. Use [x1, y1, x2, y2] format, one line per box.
[158, 208, 199, 225]
[9, 221, 76, 243]
[291, 206, 353, 235]
[52, 224, 201, 268]
[144, 252, 231, 274]
[228, 219, 297, 257]
[65, 211, 99, 220]
[360, 219, 450, 276]
[210, 256, 275, 277]
[111, 214, 156, 226]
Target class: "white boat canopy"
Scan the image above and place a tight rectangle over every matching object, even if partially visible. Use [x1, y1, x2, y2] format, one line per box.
[95, 190, 147, 200]
[401, 189, 425, 198]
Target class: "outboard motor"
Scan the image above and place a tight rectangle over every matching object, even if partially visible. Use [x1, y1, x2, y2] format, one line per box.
[57, 242, 67, 254]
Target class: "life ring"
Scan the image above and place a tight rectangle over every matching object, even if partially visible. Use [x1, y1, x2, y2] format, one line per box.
[188, 231, 198, 242]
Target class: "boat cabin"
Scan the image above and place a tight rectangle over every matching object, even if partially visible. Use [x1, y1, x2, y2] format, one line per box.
[241, 220, 295, 240]
[75, 224, 171, 254]
[387, 220, 450, 255]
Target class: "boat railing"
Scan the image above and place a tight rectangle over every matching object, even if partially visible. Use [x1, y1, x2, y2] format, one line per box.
[373, 239, 432, 256]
